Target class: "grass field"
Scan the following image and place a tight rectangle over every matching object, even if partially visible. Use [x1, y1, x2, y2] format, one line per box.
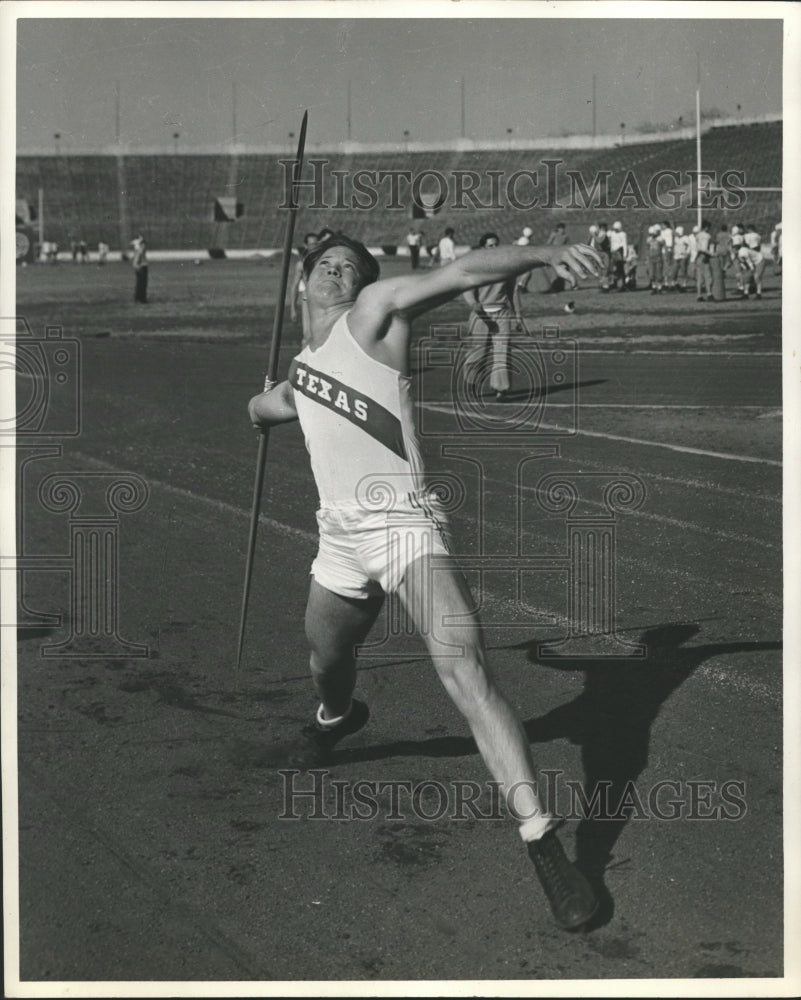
[10, 256, 786, 985]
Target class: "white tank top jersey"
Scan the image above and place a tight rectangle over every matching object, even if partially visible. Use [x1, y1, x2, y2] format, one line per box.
[289, 311, 426, 509]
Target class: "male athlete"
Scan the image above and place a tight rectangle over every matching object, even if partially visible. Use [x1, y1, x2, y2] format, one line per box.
[248, 233, 602, 931]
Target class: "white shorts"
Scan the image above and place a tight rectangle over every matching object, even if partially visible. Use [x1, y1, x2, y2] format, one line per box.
[311, 494, 451, 600]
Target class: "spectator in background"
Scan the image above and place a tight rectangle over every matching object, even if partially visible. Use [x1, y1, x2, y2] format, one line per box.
[695, 220, 714, 301]
[438, 227, 457, 267]
[660, 221, 674, 290]
[608, 221, 627, 291]
[97, 241, 109, 266]
[587, 224, 599, 249]
[737, 242, 766, 299]
[70, 237, 78, 263]
[290, 232, 321, 339]
[131, 235, 149, 304]
[546, 222, 568, 247]
[671, 226, 690, 292]
[624, 241, 639, 290]
[595, 222, 611, 291]
[461, 232, 518, 401]
[646, 225, 664, 294]
[78, 239, 89, 263]
[770, 222, 782, 274]
[730, 225, 746, 296]
[406, 228, 423, 270]
[715, 224, 733, 277]
[744, 223, 762, 251]
[687, 225, 699, 282]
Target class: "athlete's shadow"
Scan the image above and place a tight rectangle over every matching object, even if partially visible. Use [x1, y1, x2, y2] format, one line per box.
[501, 377, 607, 401]
[342, 622, 780, 928]
[518, 623, 782, 928]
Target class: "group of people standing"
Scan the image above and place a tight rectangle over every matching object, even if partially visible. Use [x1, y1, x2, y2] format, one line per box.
[404, 227, 457, 269]
[585, 218, 780, 301]
[587, 221, 636, 292]
[641, 220, 777, 300]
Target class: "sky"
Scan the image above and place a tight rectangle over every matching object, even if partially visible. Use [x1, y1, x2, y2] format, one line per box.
[12, 6, 785, 152]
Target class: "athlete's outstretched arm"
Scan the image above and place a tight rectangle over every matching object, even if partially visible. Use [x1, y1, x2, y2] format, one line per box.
[248, 381, 298, 427]
[354, 243, 601, 323]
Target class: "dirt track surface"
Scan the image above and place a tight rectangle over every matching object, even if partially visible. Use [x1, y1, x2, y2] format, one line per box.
[9, 261, 788, 990]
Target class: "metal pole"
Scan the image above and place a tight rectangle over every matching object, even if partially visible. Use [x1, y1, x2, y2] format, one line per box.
[347, 78, 352, 141]
[592, 73, 596, 138]
[232, 80, 237, 143]
[696, 52, 702, 230]
[38, 187, 44, 250]
[460, 76, 466, 138]
[115, 80, 120, 144]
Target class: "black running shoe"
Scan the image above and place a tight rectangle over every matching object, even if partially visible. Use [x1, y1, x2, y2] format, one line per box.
[300, 699, 370, 763]
[527, 827, 599, 930]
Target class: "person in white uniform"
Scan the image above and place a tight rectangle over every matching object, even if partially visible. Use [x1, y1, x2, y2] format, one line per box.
[249, 233, 602, 931]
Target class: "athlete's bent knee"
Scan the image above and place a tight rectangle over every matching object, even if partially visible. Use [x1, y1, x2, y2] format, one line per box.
[435, 655, 494, 716]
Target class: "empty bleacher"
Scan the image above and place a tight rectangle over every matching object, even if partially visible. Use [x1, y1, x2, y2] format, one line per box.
[16, 120, 782, 254]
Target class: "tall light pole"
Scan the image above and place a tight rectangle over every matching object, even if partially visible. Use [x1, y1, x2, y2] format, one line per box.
[347, 78, 352, 141]
[289, 131, 295, 155]
[620, 122, 626, 146]
[232, 80, 237, 143]
[506, 127, 513, 150]
[115, 80, 121, 145]
[173, 131, 180, 155]
[460, 76, 466, 139]
[695, 52, 702, 230]
[403, 129, 410, 152]
[592, 73, 596, 139]
[53, 132, 61, 155]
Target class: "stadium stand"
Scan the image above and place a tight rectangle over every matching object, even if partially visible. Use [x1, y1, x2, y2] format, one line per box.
[16, 121, 781, 255]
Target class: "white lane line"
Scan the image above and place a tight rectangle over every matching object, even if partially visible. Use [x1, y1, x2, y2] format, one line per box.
[573, 350, 781, 357]
[72, 452, 317, 545]
[537, 451, 781, 505]
[418, 402, 782, 467]
[474, 478, 779, 551]
[449, 404, 779, 410]
[66, 453, 779, 702]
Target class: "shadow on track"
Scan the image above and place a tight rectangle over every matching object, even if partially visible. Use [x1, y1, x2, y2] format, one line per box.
[337, 622, 781, 929]
[520, 623, 782, 929]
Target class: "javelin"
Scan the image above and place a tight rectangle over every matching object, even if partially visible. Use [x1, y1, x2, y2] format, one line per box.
[236, 110, 308, 669]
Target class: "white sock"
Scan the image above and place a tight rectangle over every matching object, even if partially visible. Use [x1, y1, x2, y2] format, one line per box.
[518, 815, 561, 843]
[316, 701, 353, 729]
